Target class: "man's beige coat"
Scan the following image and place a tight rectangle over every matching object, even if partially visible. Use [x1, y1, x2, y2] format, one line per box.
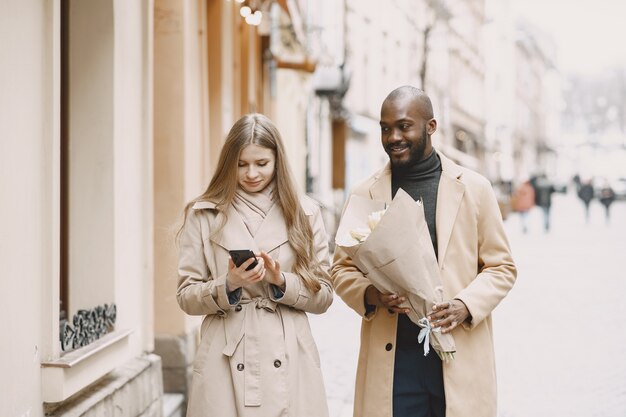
[331, 152, 517, 417]
[177, 196, 333, 417]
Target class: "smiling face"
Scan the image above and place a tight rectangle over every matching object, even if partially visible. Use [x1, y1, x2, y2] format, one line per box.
[237, 143, 276, 193]
[380, 93, 436, 170]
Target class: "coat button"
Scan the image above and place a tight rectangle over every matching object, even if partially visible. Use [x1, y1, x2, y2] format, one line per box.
[235, 304, 242, 311]
[237, 363, 244, 371]
[273, 359, 282, 368]
[387, 308, 395, 315]
[385, 343, 393, 351]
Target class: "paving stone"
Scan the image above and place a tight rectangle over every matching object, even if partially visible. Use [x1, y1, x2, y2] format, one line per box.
[311, 192, 626, 417]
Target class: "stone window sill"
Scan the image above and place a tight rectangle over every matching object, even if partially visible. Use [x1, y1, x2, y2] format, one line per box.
[41, 329, 132, 403]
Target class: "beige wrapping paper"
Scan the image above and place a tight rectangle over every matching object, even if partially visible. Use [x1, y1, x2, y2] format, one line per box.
[336, 189, 456, 359]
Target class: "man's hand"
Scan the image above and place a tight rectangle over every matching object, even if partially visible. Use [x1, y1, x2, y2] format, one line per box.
[365, 285, 410, 314]
[428, 299, 470, 333]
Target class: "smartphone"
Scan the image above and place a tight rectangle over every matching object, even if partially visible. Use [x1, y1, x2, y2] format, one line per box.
[229, 249, 259, 271]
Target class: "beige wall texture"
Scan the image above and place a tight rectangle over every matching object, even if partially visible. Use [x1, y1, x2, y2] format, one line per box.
[153, 0, 208, 341]
[1, 0, 157, 415]
[273, 69, 311, 193]
[0, 1, 55, 415]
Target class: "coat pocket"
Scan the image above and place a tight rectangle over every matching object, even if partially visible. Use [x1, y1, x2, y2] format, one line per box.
[294, 311, 321, 368]
[192, 315, 219, 373]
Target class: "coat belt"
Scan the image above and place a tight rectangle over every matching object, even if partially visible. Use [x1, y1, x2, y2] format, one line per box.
[221, 297, 278, 407]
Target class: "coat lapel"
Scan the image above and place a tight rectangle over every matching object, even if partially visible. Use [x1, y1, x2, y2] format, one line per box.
[252, 203, 290, 254]
[209, 204, 260, 253]
[199, 200, 291, 255]
[435, 153, 465, 268]
[369, 163, 393, 203]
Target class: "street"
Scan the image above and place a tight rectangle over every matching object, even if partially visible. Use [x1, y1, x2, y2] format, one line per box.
[309, 189, 626, 417]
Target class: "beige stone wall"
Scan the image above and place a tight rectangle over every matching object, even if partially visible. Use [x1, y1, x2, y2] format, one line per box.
[152, 0, 216, 400]
[0, 0, 159, 415]
[0, 1, 62, 415]
[154, 0, 195, 341]
[273, 69, 312, 192]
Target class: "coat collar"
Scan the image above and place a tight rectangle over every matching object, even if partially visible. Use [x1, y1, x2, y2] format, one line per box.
[368, 150, 465, 267]
[369, 163, 393, 203]
[192, 196, 316, 254]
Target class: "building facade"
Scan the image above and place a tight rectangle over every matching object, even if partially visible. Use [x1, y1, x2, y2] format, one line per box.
[1, 1, 160, 416]
[1, 1, 563, 416]
[1, 0, 320, 416]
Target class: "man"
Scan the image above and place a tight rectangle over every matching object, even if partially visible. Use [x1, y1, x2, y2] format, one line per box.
[577, 179, 594, 223]
[331, 86, 517, 417]
[530, 173, 556, 232]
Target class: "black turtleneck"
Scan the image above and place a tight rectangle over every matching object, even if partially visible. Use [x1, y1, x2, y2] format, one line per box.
[391, 148, 443, 349]
[391, 148, 442, 257]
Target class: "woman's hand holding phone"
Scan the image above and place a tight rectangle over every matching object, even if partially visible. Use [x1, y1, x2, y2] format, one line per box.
[259, 252, 285, 290]
[226, 254, 265, 292]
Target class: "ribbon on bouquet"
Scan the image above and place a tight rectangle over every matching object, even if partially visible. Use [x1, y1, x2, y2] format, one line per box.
[417, 317, 442, 357]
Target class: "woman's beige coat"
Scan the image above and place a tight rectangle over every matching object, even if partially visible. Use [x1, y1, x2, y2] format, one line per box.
[331, 152, 517, 417]
[177, 196, 333, 417]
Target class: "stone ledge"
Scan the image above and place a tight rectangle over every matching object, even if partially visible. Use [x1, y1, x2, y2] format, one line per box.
[45, 354, 164, 417]
[41, 330, 133, 402]
[154, 331, 198, 395]
[163, 393, 185, 417]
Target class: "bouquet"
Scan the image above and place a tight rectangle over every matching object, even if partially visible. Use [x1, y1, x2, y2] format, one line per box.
[336, 189, 456, 361]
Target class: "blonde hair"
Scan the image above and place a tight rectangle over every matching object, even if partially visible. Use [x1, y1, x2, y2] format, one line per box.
[180, 113, 322, 292]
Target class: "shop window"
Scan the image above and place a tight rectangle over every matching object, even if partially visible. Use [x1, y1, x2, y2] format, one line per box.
[42, 0, 130, 403]
[59, 0, 116, 349]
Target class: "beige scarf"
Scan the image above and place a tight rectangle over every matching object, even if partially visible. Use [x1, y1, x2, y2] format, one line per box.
[232, 182, 276, 237]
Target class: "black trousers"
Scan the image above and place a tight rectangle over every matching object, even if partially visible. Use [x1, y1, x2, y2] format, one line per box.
[393, 315, 446, 417]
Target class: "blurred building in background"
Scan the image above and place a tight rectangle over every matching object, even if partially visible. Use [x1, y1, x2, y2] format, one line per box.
[559, 68, 626, 198]
[512, 19, 560, 182]
[319, 0, 490, 192]
[1, 0, 563, 416]
[483, 0, 562, 216]
[307, 0, 561, 217]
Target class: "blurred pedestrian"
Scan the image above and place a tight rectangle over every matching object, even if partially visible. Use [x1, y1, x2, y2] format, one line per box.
[577, 180, 594, 223]
[573, 173, 581, 193]
[530, 174, 556, 232]
[599, 181, 615, 224]
[511, 179, 535, 233]
[176, 113, 333, 417]
[331, 86, 517, 417]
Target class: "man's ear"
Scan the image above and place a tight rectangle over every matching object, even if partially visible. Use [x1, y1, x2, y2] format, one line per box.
[427, 118, 437, 135]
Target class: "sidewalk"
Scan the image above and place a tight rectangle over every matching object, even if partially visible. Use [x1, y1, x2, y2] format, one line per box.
[495, 192, 626, 417]
[310, 191, 626, 417]
[309, 296, 360, 417]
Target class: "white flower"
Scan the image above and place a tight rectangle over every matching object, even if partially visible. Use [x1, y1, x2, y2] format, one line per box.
[367, 209, 387, 231]
[349, 227, 371, 243]
[347, 208, 387, 243]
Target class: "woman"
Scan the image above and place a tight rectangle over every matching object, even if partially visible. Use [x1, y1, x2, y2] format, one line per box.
[177, 113, 333, 417]
[511, 179, 535, 234]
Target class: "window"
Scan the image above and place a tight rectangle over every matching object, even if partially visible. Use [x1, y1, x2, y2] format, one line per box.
[42, 0, 130, 403]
